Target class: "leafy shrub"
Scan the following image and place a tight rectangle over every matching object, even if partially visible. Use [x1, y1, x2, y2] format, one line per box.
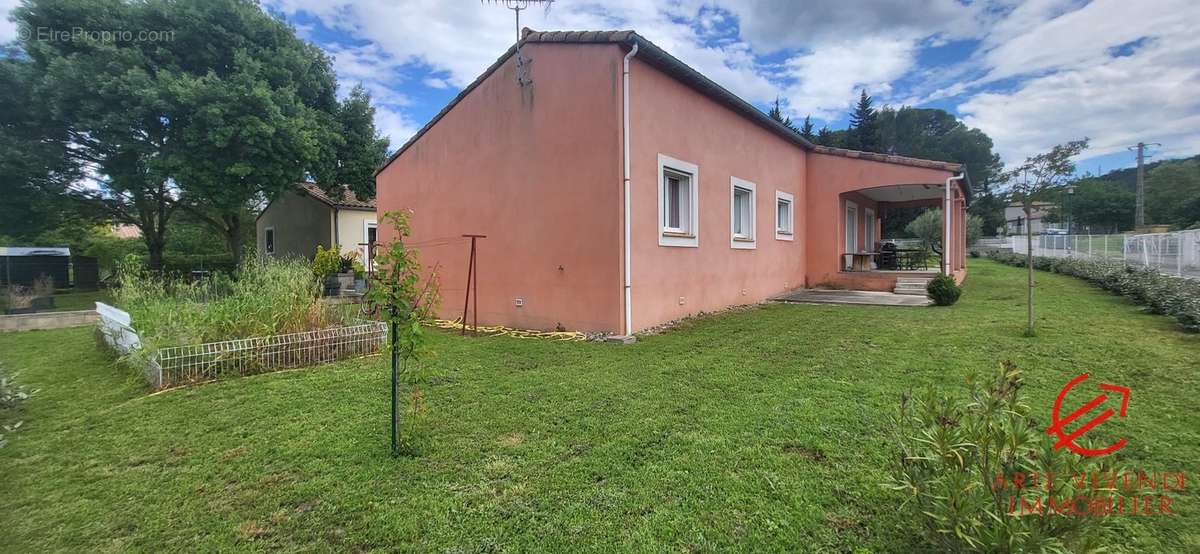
[885, 362, 1110, 552]
[987, 251, 1200, 332]
[926, 274, 962, 306]
[312, 245, 342, 276]
[115, 255, 345, 347]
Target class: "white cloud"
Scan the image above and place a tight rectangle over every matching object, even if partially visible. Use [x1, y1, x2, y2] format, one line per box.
[0, 0, 21, 44]
[975, 0, 1192, 84]
[264, 0, 1200, 167]
[780, 36, 918, 121]
[958, 0, 1200, 165]
[372, 105, 421, 149]
[725, 0, 978, 53]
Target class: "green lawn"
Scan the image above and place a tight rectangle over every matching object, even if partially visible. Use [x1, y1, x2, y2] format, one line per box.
[1, 259, 1197, 552]
[48, 288, 112, 311]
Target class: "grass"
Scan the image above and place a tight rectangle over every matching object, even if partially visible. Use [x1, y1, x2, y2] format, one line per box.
[48, 289, 112, 312]
[1, 259, 1197, 552]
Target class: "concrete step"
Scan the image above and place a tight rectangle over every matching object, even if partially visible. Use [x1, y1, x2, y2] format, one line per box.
[893, 277, 932, 295]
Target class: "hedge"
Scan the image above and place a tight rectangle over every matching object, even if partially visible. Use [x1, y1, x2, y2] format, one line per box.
[987, 251, 1200, 332]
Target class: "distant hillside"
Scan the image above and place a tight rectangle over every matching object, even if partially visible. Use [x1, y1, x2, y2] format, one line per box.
[1097, 154, 1200, 191]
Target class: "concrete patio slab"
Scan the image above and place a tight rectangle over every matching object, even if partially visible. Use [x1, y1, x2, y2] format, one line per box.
[771, 289, 932, 307]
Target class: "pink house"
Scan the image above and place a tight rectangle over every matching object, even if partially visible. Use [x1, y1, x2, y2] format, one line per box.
[376, 30, 969, 335]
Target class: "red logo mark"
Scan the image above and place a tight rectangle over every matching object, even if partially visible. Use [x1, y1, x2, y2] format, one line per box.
[1047, 373, 1130, 457]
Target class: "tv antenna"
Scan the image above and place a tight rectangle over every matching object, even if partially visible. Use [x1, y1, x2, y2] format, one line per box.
[482, 0, 555, 86]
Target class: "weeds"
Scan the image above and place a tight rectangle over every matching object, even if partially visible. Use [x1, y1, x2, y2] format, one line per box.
[114, 255, 348, 347]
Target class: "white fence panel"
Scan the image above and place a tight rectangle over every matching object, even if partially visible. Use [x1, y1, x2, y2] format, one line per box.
[1008, 230, 1200, 279]
[95, 301, 162, 387]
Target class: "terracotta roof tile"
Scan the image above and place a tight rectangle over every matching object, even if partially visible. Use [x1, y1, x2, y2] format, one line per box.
[298, 182, 375, 209]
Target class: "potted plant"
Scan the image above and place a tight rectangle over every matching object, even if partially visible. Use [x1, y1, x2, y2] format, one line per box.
[352, 260, 367, 292]
[336, 252, 357, 293]
[313, 245, 343, 296]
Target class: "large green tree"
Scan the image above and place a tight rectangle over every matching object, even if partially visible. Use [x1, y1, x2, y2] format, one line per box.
[13, 0, 181, 267]
[0, 56, 87, 241]
[799, 115, 815, 142]
[767, 97, 798, 132]
[1054, 178, 1135, 234]
[846, 89, 880, 152]
[876, 107, 1003, 191]
[875, 106, 1006, 233]
[155, 0, 384, 265]
[11, 0, 387, 267]
[1146, 158, 1200, 229]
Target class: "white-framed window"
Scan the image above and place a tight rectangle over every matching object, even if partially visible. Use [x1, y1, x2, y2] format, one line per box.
[730, 176, 756, 249]
[657, 154, 699, 247]
[775, 190, 794, 241]
[264, 227, 276, 255]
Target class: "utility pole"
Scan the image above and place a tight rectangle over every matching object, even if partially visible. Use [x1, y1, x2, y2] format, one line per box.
[1128, 141, 1161, 229]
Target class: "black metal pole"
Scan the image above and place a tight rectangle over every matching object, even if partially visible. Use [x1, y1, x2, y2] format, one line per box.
[390, 316, 398, 456]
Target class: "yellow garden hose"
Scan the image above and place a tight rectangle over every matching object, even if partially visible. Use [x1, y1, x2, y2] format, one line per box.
[430, 318, 587, 341]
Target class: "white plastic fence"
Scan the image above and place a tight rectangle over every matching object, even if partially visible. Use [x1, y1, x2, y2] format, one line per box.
[1009, 230, 1200, 279]
[156, 321, 386, 386]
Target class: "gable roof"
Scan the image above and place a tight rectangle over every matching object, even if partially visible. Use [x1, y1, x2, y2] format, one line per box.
[376, 29, 965, 187]
[298, 182, 375, 210]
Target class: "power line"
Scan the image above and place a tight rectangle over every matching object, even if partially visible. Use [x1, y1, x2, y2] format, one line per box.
[1127, 141, 1162, 228]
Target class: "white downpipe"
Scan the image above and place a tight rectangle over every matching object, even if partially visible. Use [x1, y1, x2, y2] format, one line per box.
[622, 42, 638, 336]
[944, 174, 964, 275]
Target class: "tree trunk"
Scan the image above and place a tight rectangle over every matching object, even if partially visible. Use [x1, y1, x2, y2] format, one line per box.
[146, 235, 165, 271]
[1025, 203, 1034, 336]
[223, 213, 243, 268]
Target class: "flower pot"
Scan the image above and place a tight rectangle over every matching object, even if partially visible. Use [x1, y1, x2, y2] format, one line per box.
[32, 296, 56, 310]
[323, 274, 341, 296]
[337, 272, 355, 292]
[354, 277, 367, 292]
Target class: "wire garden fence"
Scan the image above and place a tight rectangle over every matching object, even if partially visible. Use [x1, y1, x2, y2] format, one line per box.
[95, 302, 387, 389]
[1008, 230, 1200, 279]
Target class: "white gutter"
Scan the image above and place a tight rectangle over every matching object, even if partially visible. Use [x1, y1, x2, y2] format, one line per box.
[622, 42, 638, 336]
[944, 173, 964, 275]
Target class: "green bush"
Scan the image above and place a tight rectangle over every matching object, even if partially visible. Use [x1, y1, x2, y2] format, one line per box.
[885, 362, 1110, 552]
[926, 273, 962, 306]
[987, 251, 1200, 332]
[312, 245, 342, 276]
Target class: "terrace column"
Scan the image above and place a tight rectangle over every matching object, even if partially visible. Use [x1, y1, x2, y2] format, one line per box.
[943, 182, 952, 275]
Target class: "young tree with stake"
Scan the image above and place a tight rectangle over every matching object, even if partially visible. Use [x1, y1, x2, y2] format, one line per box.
[1001, 139, 1089, 335]
[365, 210, 440, 456]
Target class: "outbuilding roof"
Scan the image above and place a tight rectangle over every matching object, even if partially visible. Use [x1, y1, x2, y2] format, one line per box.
[297, 182, 375, 210]
[377, 29, 966, 187]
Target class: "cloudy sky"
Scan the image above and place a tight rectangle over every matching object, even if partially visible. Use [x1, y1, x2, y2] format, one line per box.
[6, 0, 1199, 173]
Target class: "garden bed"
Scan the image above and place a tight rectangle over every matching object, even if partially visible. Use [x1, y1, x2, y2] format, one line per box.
[96, 256, 388, 388]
